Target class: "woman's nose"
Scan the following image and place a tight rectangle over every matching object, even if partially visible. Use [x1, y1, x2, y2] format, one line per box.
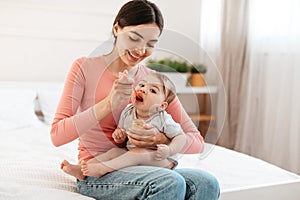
[131, 48, 146, 57]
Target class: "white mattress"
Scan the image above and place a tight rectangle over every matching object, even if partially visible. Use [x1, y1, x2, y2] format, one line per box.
[1, 81, 300, 200]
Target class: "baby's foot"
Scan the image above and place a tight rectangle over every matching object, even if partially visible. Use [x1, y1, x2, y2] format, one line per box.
[61, 160, 85, 180]
[81, 161, 112, 178]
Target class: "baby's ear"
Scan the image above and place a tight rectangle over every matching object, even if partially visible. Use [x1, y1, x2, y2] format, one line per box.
[160, 102, 168, 110]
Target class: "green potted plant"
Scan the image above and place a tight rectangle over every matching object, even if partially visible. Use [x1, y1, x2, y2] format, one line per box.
[147, 59, 208, 87]
[147, 59, 189, 73]
[147, 58, 190, 87]
[188, 64, 207, 87]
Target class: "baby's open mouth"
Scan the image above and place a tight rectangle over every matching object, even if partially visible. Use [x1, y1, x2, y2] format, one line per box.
[135, 90, 143, 102]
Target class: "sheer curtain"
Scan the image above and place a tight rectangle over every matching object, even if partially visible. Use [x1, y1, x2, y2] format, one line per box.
[200, 0, 249, 149]
[200, 0, 300, 174]
[235, 0, 300, 174]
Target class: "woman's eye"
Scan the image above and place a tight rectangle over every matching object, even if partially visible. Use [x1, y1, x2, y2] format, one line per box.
[150, 89, 157, 94]
[147, 43, 155, 48]
[129, 36, 139, 42]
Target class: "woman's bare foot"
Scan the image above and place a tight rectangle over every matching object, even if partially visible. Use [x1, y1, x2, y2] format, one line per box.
[81, 160, 112, 178]
[61, 160, 85, 180]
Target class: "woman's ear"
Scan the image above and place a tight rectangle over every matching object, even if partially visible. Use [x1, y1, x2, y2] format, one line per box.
[113, 23, 119, 37]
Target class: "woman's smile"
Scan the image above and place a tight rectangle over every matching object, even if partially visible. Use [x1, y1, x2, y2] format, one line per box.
[127, 50, 141, 63]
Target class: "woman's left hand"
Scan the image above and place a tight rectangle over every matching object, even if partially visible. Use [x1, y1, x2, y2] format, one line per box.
[127, 123, 170, 148]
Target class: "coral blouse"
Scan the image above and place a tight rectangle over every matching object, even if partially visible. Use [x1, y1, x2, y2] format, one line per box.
[50, 56, 204, 163]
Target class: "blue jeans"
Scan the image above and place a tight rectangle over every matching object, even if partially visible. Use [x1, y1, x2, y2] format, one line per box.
[77, 166, 220, 200]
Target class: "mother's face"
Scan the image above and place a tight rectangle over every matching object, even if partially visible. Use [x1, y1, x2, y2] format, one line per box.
[113, 23, 160, 67]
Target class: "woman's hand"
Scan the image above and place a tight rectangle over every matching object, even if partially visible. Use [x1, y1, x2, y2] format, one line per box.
[127, 123, 170, 148]
[93, 70, 133, 120]
[108, 71, 134, 111]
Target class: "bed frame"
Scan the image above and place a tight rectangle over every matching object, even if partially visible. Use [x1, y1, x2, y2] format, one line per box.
[220, 180, 300, 199]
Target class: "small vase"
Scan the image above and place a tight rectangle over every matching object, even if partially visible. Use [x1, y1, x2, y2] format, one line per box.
[189, 73, 206, 87]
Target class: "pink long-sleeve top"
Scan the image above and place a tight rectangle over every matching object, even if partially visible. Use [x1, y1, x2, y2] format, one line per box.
[50, 56, 204, 163]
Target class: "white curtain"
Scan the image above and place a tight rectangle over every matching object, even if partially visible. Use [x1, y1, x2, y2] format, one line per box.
[200, 0, 300, 174]
[236, 0, 300, 174]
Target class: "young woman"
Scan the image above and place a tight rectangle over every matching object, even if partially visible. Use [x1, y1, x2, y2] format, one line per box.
[51, 0, 220, 199]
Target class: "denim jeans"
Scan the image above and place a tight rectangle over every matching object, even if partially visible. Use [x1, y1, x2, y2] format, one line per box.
[77, 166, 220, 200]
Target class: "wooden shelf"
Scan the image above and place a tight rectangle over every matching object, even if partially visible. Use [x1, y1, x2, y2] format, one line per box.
[188, 114, 215, 122]
[175, 85, 218, 138]
[188, 113, 216, 138]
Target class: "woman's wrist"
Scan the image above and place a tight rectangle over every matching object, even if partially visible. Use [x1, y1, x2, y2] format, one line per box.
[93, 97, 112, 120]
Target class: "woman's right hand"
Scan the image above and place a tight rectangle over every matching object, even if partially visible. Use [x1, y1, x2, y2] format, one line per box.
[108, 70, 134, 111]
[93, 70, 133, 120]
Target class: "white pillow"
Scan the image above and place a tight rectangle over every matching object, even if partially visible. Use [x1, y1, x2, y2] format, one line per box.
[35, 90, 61, 125]
[0, 88, 41, 131]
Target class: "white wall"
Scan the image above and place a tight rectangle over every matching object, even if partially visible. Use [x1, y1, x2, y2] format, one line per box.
[0, 0, 201, 81]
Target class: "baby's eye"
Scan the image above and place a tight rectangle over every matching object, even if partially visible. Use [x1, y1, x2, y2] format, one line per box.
[139, 83, 145, 87]
[150, 89, 157, 94]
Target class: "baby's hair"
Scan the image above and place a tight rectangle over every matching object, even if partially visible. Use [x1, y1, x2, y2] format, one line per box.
[150, 71, 176, 104]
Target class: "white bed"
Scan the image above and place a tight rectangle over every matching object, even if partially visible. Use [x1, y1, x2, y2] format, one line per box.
[1, 81, 300, 200]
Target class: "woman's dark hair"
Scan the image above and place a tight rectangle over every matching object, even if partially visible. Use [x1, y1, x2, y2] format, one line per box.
[113, 0, 164, 36]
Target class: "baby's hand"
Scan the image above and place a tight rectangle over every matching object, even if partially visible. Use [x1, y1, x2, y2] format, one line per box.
[112, 128, 127, 143]
[155, 144, 171, 160]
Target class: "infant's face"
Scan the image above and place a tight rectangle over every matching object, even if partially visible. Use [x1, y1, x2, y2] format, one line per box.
[131, 74, 166, 113]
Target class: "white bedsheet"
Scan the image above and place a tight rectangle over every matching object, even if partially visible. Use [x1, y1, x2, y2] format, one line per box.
[1, 123, 299, 199]
[0, 124, 93, 200]
[1, 81, 300, 199]
[178, 144, 300, 192]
